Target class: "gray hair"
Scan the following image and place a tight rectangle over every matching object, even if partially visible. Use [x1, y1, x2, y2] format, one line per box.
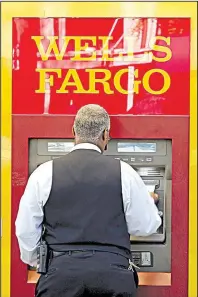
[73, 104, 110, 144]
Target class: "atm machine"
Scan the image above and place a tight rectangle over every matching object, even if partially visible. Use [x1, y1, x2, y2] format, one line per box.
[29, 138, 171, 273]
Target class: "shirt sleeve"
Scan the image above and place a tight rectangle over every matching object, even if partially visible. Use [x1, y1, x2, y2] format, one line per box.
[120, 161, 162, 237]
[15, 161, 52, 266]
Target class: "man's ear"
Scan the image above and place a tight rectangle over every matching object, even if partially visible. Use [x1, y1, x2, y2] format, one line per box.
[72, 126, 75, 137]
[102, 130, 105, 141]
[103, 130, 108, 141]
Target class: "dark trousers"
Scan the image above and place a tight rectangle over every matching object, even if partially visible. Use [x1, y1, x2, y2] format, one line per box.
[35, 250, 138, 297]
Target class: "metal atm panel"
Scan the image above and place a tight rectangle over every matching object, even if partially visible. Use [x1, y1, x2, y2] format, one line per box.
[29, 139, 172, 273]
[104, 139, 172, 272]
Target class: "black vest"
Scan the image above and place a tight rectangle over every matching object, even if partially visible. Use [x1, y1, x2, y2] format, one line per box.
[44, 149, 131, 258]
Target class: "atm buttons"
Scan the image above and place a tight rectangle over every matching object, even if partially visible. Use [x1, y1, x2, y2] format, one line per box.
[122, 158, 129, 162]
[145, 157, 153, 162]
[137, 157, 145, 162]
[131, 157, 136, 162]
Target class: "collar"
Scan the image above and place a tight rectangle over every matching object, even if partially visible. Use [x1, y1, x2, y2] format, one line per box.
[70, 143, 101, 153]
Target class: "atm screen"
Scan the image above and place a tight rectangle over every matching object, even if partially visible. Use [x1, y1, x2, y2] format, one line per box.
[48, 142, 74, 153]
[117, 142, 156, 153]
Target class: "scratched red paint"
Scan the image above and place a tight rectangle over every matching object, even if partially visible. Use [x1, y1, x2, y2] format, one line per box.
[11, 17, 190, 297]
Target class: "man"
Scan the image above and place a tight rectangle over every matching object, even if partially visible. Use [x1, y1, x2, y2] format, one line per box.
[16, 104, 161, 297]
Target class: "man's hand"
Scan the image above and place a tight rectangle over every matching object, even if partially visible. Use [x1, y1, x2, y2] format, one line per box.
[149, 192, 159, 203]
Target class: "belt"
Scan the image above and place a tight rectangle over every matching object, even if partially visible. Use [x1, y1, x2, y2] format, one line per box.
[51, 250, 94, 258]
[50, 250, 140, 271]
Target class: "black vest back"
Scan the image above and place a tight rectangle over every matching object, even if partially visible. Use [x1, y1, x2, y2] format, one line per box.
[44, 149, 131, 257]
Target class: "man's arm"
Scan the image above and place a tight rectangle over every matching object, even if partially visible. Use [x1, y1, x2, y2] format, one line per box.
[121, 161, 162, 236]
[15, 161, 52, 266]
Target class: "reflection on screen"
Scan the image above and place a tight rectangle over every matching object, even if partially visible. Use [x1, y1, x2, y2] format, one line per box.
[118, 142, 156, 153]
[48, 142, 74, 153]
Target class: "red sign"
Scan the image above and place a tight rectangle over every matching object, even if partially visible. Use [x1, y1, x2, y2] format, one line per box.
[12, 18, 190, 115]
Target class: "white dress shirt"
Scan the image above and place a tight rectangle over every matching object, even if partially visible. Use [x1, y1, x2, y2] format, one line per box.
[15, 143, 161, 267]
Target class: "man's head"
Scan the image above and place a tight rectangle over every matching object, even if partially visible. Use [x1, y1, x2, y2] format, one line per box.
[73, 104, 110, 152]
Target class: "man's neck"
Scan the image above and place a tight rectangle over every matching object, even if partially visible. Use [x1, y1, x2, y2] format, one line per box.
[73, 142, 102, 153]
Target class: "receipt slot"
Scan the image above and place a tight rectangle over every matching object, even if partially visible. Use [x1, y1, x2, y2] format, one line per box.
[29, 138, 171, 273]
